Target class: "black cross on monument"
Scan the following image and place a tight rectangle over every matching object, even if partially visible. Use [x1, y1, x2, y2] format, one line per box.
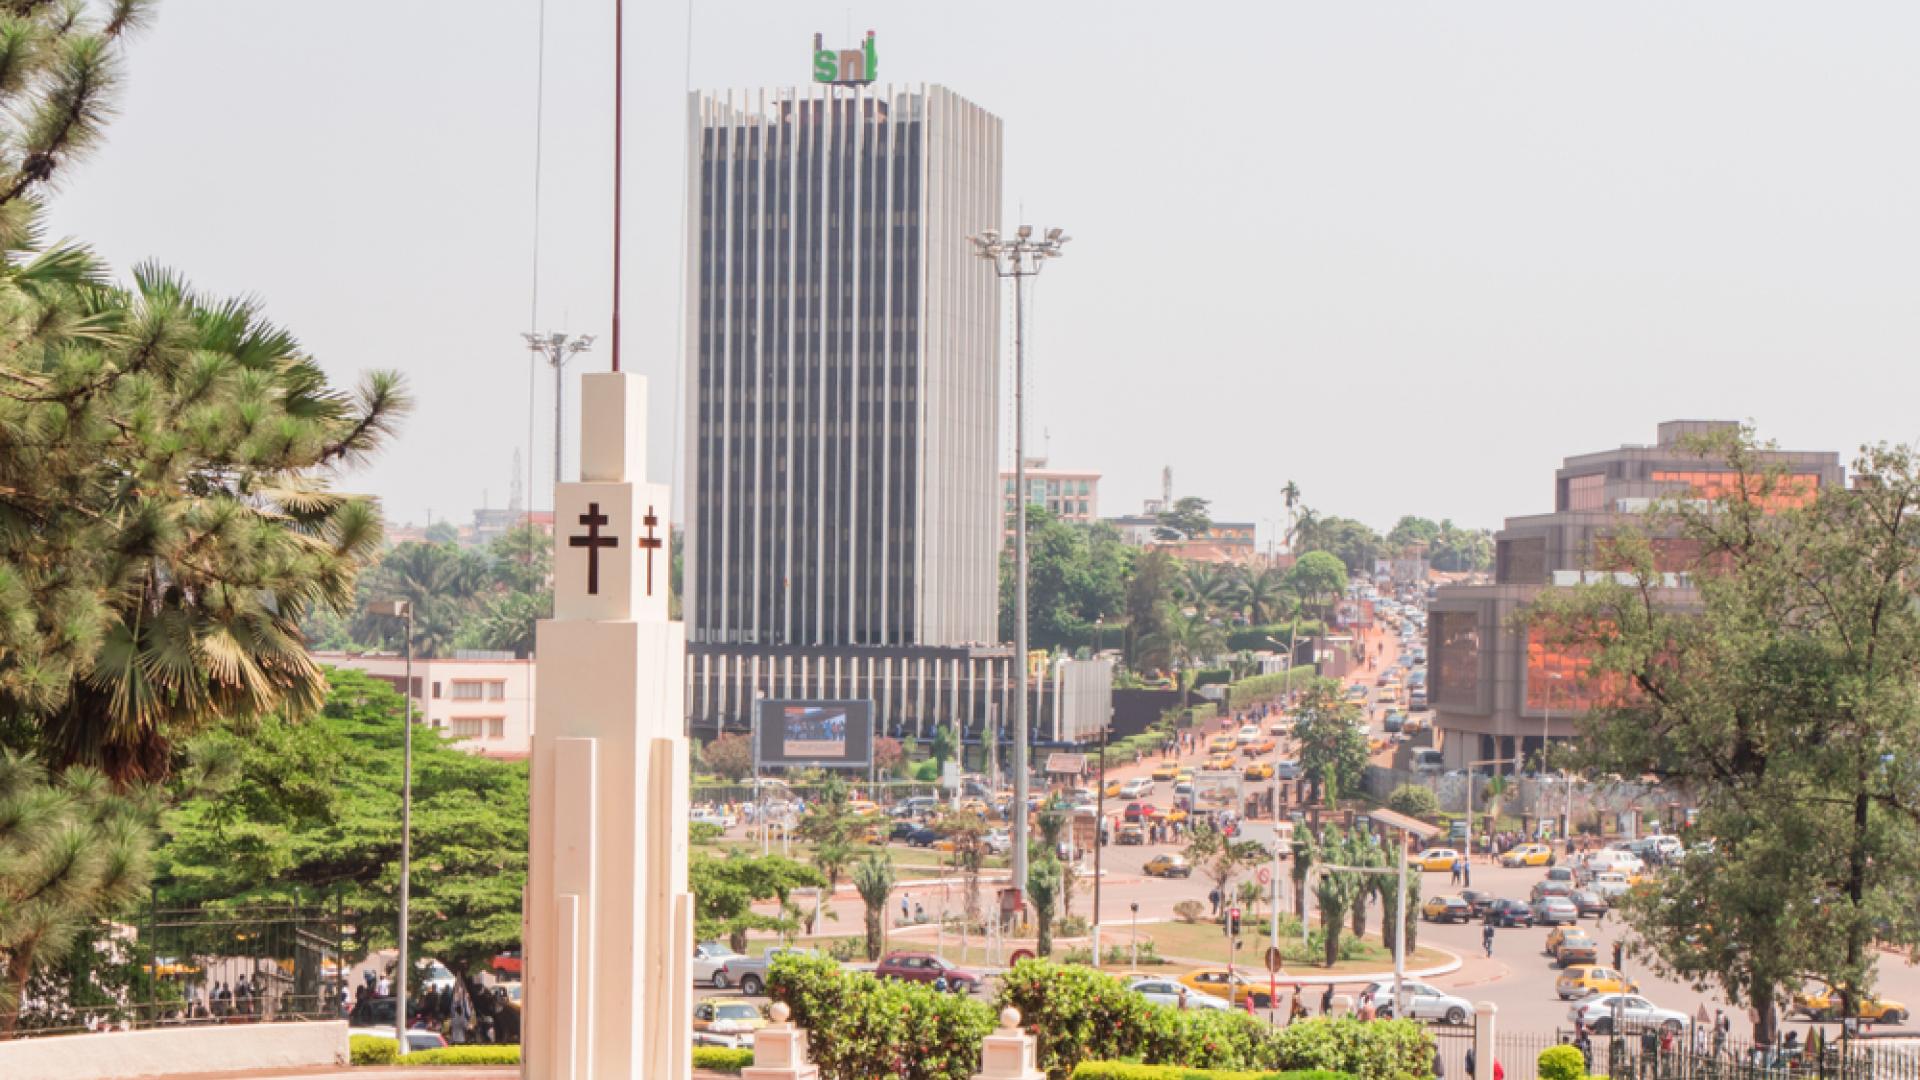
[569, 502, 619, 595]
[638, 506, 664, 596]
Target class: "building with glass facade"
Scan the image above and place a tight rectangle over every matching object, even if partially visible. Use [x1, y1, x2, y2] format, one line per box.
[1425, 420, 1844, 769]
[682, 82, 1018, 741]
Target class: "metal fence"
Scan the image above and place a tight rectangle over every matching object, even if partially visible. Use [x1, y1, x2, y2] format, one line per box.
[7, 904, 344, 1039]
[1462, 1028, 1920, 1080]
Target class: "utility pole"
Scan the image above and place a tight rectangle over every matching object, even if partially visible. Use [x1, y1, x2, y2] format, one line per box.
[972, 225, 1071, 900]
[368, 600, 414, 1048]
[1092, 719, 1109, 965]
[523, 332, 595, 491]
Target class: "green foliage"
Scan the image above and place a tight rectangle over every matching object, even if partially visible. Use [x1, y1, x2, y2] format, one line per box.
[999, 507, 1133, 651]
[690, 849, 822, 952]
[1291, 681, 1369, 802]
[1285, 553, 1350, 614]
[1172, 900, 1206, 923]
[1533, 431, 1920, 1040]
[1155, 496, 1214, 542]
[1385, 517, 1441, 551]
[1223, 665, 1319, 708]
[1224, 624, 1325, 655]
[1537, 1044, 1586, 1080]
[401, 1044, 523, 1065]
[351, 1035, 400, 1065]
[1292, 517, 1381, 577]
[0, 753, 156, 1031]
[1183, 823, 1267, 919]
[1385, 785, 1438, 821]
[931, 725, 958, 773]
[1071, 1067, 1353, 1080]
[693, 1046, 755, 1073]
[1127, 550, 1180, 671]
[690, 821, 725, 844]
[343, 525, 551, 659]
[1027, 856, 1063, 957]
[852, 851, 896, 961]
[155, 669, 525, 974]
[994, 961, 1430, 1080]
[769, 953, 998, 1080]
[1426, 520, 1492, 573]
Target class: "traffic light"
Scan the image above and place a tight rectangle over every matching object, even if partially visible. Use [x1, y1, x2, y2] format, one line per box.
[1226, 907, 1241, 937]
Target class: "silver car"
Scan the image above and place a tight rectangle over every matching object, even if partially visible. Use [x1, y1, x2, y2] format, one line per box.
[692, 941, 742, 985]
[1128, 978, 1230, 1011]
[1567, 993, 1690, 1034]
[1366, 979, 1470, 1026]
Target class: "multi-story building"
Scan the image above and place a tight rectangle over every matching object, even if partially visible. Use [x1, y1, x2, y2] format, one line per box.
[1106, 512, 1259, 564]
[1001, 460, 1100, 538]
[1425, 420, 1843, 769]
[314, 652, 536, 759]
[682, 81, 1017, 742]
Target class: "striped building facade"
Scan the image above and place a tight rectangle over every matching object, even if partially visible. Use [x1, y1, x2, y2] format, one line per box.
[683, 83, 1014, 741]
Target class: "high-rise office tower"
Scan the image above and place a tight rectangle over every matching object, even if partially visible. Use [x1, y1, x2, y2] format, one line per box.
[683, 81, 1012, 739]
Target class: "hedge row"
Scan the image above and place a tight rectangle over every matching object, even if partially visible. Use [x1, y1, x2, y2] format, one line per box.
[769, 954, 999, 1080]
[401, 1044, 522, 1065]
[350, 1035, 399, 1065]
[1072, 1065, 1355, 1080]
[1223, 665, 1320, 709]
[693, 1046, 755, 1073]
[768, 956, 1432, 1080]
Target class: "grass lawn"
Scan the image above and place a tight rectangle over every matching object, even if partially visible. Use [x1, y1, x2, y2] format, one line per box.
[1130, 918, 1452, 974]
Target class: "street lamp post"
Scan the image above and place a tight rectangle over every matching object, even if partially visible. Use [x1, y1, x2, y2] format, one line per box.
[522, 332, 595, 489]
[972, 224, 1071, 901]
[1542, 671, 1562, 847]
[368, 599, 414, 1048]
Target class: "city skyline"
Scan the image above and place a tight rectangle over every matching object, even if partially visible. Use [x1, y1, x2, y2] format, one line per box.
[40, 1, 1920, 544]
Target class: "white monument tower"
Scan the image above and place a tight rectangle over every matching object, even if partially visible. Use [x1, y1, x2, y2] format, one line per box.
[524, 371, 692, 1080]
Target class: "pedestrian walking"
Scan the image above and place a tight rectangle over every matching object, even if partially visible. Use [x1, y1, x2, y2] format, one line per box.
[1482, 923, 1495, 958]
[1320, 984, 1335, 1016]
[1450, 859, 1461, 887]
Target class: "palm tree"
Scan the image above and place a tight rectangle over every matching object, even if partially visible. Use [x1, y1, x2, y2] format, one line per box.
[797, 777, 856, 932]
[1482, 775, 1511, 830]
[1281, 481, 1303, 554]
[1379, 853, 1421, 957]
[1233, 565, 1290, 625]
[1287, 506, 1321, 555]
[1312, 829, 1364, 967]
[1176, 563, 1232, 618]
[852, 852, 896, 961]
[1290, 833, 1316, 920]
[1035, 810, 1077, 920]
[1142, 609, 1228, 705]
[1026, 858, 1062, 957]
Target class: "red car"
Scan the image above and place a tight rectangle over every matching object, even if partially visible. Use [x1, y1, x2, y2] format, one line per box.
[1123, 802, 1159, 822]
[872, 951, 981, 993]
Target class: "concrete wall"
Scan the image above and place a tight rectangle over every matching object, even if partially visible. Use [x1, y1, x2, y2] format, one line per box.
[0, 1020, 347, 1080]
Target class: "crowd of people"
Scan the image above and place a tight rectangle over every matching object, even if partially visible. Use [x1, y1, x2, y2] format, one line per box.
[345, 967, 521, 1045]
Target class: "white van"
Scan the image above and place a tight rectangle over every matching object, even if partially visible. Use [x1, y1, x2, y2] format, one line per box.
[1412, 749, 1445, 774]
[1582, 848, 1644, 876]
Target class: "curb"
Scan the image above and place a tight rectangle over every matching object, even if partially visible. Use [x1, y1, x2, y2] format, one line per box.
[1152, 946, 1465, 986]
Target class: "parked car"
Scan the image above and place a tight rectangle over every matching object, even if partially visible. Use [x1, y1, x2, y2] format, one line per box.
[1120, 778, 1153, 799]
[1274, 759, 1301, 781]
[712, 947, 821, 995]
[1151, 764, 1180, 782]
[1530, 880, 1574, 903]
[1178, 968, 1273, 1008]
[1143, 854, 1192, 878]
[1421, 895, 1473, 923]
[1570, 889, 1610, 919]
[692, 941, 743, 985]
[691, 806, 738, 830]
[905, 826, 941, 848]
[1412, 848, 1462, 873]
[1501, 843, 1556, 868]
[1544, 866, 1577, 885]
[1367, 979, 1470, 1026]
[890, 820, 922, 842]
[1793, 984, 1910, 1024]
[1117, 823, 1146, 845]
[874, 952, 981, 993]
[1567, 993, 1689, 1034]
[1486, 899, 1534, 927]
[1129, 977, 1229, 1011]
[1460, 889, 1499, 917]
[1530, 897, 1580, 926]
[1588, 871, 1633, 902]
[692, 1000, 767, 1047]
[1546, 926, 1599, 967]
[983, 829, 1011, 856]
[1123, 801, 1159, 822]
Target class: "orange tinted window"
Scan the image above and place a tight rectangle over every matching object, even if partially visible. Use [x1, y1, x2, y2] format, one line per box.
[1651, 470, 1819, 512]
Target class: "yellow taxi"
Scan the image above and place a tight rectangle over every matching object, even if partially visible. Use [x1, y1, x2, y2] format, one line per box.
[1500, 843, 1555, 868]
[1151, 764, 1181, 782]
[1242, 738, 1278, 757]
[693, 1000, 767, 1042]
[957, 798, 990, 816]
[1142, 854, 1192, 878]
[1178, 968, 1275, 1008]
[1175, 770, 1193, 785]
[1163, 807, 1189, 825]
[1412, 848, 1462, 873]
[1243, 762, 1275, 782]
[1206, 753, 1238, 771]
[1208, 734, 1238, 753]
[848, 798, 880, 816]
[1793, 985, 1910, 1025]
[1556, 965, 1638, 1000]
[1104, 780, 1124, 798]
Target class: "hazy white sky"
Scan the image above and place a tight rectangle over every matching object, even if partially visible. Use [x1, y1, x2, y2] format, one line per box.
[47, 1, 1920, 543]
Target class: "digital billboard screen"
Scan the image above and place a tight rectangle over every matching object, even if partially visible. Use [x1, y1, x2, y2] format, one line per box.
[755, 699, 873, 769]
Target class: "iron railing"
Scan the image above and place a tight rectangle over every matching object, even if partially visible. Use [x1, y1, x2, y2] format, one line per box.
[5, 904, 344, 1039]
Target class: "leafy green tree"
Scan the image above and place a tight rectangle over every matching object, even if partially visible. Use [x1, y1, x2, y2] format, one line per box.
[155, 670, 525, 978]
[690, 850, 822, 952]
[1291, 679, 1369, 802]
[0, 753, 155, 1034]
[1386, 784, 1439, 821]
[351, 542, 489, 657]
[487, 523, 553, 595]
[1124, 549, 1179, 671]
[851, 852, 895, 961]
[1386, 516, 1441, 551]
[930, 725, 958, 776]
[1294, 516, 1382, 576]
[1183, 822, 1265, 919]
[997, 507, 1130, 651]
[796, 775, 856, 933]
[1429, 520, 1492, 573]
[424, 521, 459, 545]
[1141, 609, 1226, 703]
[1533, 430, 1920, 1044]
[1153, 496, 1213, 542]
[1175, 563, 1232, 618]
[1231, 565, 1291, 625]
[1310, 827, 1366, 967]
[1378, 851, 1421, 957]
[934, 810, 988, 926]
[1285, 551, 1349, 617]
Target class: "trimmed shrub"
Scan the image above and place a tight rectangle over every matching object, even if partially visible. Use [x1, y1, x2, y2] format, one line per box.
[1537, 1044, 1586, 1080]
[350, 1034, 399, 1065]
[399, 1044, 522, 1065]
[1173, 900, 1207, 923]
[693, 1046, 756, 1074]
[994, 961, 1431, 1080]
[1072, 1066, 1354, 1080]
[1385, 785, 1438, 821]
[768, 953, 997, 1080]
